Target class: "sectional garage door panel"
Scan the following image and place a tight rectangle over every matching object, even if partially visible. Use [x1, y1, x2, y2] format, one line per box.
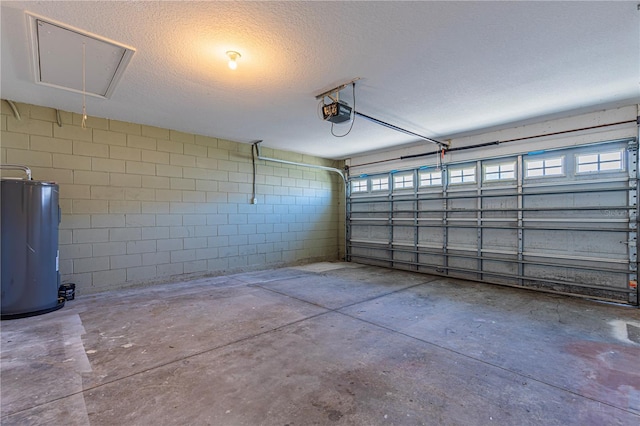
[346, 139, 638, 305]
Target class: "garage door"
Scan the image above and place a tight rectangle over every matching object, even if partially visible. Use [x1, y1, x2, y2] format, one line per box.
[346, 138, 638, 305]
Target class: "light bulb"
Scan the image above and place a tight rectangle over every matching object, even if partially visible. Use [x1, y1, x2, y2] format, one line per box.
[226, 51, 241, 70]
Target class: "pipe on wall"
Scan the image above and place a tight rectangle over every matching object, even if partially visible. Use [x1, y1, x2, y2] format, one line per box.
[253, 141, 346, 184]
[0, 164, 32, 180]
[252, 141, 348, 260]
[4, 100, 21, 120]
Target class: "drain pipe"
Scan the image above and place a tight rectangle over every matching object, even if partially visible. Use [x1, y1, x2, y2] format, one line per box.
[253, 141, 348, 260]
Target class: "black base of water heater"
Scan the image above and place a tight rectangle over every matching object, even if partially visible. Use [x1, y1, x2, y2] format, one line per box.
[1, 298, 65, 320]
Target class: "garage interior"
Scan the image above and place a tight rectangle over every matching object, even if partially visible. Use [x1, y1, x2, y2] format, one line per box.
[1, 1, 639, 425]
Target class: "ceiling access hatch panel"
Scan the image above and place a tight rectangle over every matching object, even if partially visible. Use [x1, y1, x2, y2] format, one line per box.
[26, 12, 135, 98]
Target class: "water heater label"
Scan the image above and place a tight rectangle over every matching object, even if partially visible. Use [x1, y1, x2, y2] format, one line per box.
[56, 250, 59, 271]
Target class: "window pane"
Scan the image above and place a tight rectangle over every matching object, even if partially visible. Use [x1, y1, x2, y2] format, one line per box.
[600, 151, 622, 162]
[546, 166, 562, 175]
[371, 178, 388, 191]
[449, 167, 475, 183]
[351, 180, 367, 192]
[420, 172, 442, 186]
[525, 156, 563, 178]
[578, 163, 598, 173]
[578, 154, 598, 164]
[466, 168, 476, 182]
[577, 151, 623, 173]
[393, 175, 413, 189]
[419, 172, 442, 187]
[450, 167, 476, 183]
[484, 162, 516, 181]
[600, 161, 621, 171]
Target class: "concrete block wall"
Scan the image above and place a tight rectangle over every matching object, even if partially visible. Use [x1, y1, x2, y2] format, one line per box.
[1, 101, 345, 294]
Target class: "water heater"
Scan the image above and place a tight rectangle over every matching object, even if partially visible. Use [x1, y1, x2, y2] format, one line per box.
[1, 170, 63, 319]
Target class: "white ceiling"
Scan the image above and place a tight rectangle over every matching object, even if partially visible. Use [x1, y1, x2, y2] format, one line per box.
[1, 1, 638, 160]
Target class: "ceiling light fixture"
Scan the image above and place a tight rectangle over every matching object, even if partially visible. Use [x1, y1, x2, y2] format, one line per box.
[226, 51, 241, 70]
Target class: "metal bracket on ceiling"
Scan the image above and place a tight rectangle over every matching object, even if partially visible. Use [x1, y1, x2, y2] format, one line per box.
[4, 100, 21, 120]
[314, 77, 361, 101]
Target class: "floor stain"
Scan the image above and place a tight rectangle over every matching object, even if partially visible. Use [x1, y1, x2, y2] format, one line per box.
[566, 340, 640, 412]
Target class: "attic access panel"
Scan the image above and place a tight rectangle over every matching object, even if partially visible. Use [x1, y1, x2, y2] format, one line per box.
[27, 12, 135, 98]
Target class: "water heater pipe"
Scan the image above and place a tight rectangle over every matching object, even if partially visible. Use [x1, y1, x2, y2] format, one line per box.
[0, 164, 32, 180]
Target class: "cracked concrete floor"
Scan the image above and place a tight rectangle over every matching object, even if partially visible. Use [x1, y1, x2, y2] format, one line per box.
[1, 262, 639, 425]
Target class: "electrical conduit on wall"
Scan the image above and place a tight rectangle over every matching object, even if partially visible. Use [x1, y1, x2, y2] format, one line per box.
[252, 141, 347, 260]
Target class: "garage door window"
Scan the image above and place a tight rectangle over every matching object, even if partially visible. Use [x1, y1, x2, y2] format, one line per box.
[577, 150, 624, 173]
[394, 174, 414, 189]
[449, 167, 476, 184]
[484, 162, 516, 181]
[351, 179, 368, 193]
[371, 177, 389, 192]
[419, 171, 442, 187]
[525, 157, 564, 178]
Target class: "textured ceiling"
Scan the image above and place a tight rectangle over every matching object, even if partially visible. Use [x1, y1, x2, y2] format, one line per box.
[1, 1, 638, 160]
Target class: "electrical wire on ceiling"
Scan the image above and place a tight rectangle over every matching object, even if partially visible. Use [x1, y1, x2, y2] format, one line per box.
[251, 140, 261, 204]
[317, 82, 357, 137]
[81, 42, 87, 129]
[435, 147, 444, 171]
[330, 82, 356, 138]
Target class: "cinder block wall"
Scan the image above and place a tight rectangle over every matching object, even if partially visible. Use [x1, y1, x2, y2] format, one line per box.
[0, 101, 345, 294]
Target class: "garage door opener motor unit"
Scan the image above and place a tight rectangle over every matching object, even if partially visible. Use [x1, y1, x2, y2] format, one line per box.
[322, 101, 352, 123]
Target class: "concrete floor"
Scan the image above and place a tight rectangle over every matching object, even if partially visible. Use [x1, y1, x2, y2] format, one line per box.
[1, 262, 639, 425]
